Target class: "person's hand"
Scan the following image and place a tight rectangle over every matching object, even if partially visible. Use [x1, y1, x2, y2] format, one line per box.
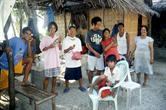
[107, 82, 112, 86]
[150, 58, 154, 64]
[68, 45, 75, 50]
[58, 43, 62, 50]
[49, 44, 55, 49]
[58, 35, 62, 43]
[25, 36, 33, 44]
[94, 52, 100, 58]
[126, 51, 129, 58]
[5, 47, 12, 54]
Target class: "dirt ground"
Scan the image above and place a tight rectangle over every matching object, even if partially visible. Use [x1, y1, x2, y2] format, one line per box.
[1, 58, 166, 110]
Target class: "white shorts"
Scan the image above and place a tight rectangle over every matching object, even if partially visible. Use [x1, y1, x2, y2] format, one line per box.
[87, 54, 104, 71]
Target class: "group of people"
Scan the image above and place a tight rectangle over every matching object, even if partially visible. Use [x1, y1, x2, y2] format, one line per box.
[0, 16, 154, 96]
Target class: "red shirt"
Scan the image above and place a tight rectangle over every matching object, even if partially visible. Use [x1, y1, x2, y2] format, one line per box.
[101, 37, 120, 60]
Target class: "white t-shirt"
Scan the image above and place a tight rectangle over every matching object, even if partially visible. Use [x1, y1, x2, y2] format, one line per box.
[62, 36, 82, 68]
[104, 66, 120, 84]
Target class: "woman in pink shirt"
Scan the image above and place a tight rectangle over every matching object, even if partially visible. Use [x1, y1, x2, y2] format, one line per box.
[40, 22, 61, 95]
[101, 28, 120, 61]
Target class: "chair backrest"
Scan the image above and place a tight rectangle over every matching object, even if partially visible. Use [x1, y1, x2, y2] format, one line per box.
[92, 76, 100, 84]
[113, 60, 129, 88]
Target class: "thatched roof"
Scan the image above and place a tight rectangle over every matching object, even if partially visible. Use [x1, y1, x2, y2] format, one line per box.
[15, 0, 159, 16]
[153, 0, 166, 12]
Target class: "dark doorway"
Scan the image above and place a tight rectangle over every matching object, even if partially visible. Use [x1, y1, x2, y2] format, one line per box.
[152, 11, 166, 48]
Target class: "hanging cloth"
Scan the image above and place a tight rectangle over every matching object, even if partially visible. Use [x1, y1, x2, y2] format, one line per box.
[46, 5, 55, 23]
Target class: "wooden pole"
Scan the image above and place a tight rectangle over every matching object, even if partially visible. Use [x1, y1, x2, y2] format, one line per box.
[64, 11, 67, 36]
[148, 15, 152, 36]
[4, 14, 15, 110]
[19, 8, 22, 37]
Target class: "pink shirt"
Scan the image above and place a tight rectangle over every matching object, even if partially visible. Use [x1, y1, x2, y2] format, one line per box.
[40, 35, 60, 69]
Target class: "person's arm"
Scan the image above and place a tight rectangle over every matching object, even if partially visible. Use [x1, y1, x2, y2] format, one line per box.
[85, 32, 100, 58]
[27, 38, 33, 57]
[58, 35, 62, 50]
[86, 43, 100, 58]
[42, 44, 55, 51]
[126, 32, 130, 57]
[130, 37, 137, 59]
[103, 38, 117, 52]
[64, 45, 75, 54]
[149, 41, 154, 64]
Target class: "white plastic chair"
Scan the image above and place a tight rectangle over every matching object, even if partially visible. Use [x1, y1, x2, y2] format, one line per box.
[88, 60, 129, 110]
[120, 65, 141, 110]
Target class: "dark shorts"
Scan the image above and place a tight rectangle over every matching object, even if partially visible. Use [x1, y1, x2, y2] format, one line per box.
[64, 67, 82, 80]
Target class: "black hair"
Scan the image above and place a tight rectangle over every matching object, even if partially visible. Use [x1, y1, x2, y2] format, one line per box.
[68, 25, 76, 30]
[103, 28, 110, 35]
[91, 16, 102, 25]
[106, 54, 117, 63]
[102, 28, 110, 40]
[48, 21, 58, 32]
[141, 25, 148, 33]
[22, 27, 32, 34]
[118, 23, 124, 27]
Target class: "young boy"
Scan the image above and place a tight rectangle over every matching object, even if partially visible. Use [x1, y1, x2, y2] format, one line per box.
[85, 16, 104, 84]
[62, 25, 86, 93]
[88, 54, 120, 93]
[117, 23, 130, 59]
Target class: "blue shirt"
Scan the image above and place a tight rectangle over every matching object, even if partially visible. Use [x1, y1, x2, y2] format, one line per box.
[85, 29, 103, 56]
[0, 37, 27, 70]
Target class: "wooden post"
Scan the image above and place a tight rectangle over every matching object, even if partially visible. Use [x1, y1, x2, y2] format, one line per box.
[138, 14, 142, 36]
[148, 15, 152, 36]
[4, 14, 15, 110]
[144, 0, 153, 36]
[64, 11, 67, 36]
[87, 10, 90, 30]
[19, 8, 22, 37]
[7, 50, 15, 110]
[52, 97, 56, 110]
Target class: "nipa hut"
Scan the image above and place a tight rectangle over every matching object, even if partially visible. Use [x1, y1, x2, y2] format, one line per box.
[15, 0, 159, 50]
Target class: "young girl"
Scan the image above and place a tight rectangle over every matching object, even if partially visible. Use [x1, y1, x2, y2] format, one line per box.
[101, 28, 120, 61]
[39, 22, 61, 94]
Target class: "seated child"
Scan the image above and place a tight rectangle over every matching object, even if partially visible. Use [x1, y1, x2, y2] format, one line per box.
[88, 54, 120, 97]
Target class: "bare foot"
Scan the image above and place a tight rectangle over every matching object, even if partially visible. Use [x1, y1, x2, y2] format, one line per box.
[142, 82, 147, 87]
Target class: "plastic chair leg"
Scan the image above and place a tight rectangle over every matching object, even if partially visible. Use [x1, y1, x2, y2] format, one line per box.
[92, 99, 99, 110]
[114, 99, 118, 110]
[139, 88, 141, 105]
[126, 89, 131, 110]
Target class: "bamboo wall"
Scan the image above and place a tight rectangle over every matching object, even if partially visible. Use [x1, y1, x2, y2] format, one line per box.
[56, 12, 71, 37]
[124, 12, 138, 51]
[88, 9, 123, 30]
[55, 9, 148, 51]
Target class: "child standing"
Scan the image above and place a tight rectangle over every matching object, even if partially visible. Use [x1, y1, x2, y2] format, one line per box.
[40, 22, 61, 94]
[101, 28, 120, 61]
[62, 25, 86, 93]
